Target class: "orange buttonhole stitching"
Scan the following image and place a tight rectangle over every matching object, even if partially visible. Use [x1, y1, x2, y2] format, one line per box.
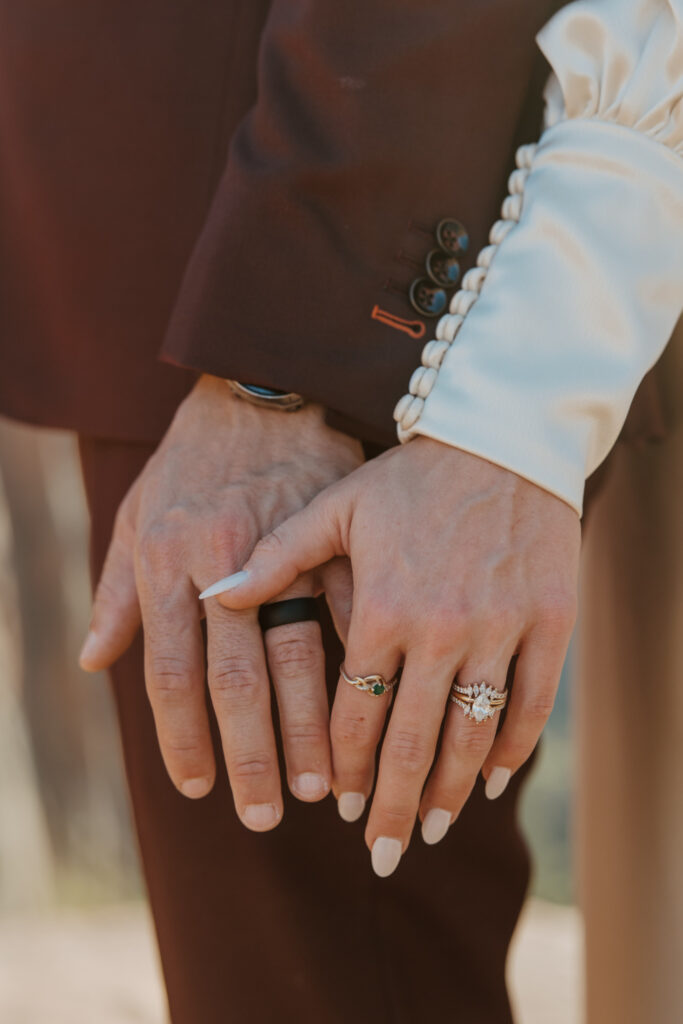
[371, 305, 426, 339]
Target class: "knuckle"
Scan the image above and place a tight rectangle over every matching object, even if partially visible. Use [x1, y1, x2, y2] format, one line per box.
[164, 737, 207, 759]
[284, 719, 327, 747]
[519, 690, 556, 722]
[373, 806, 414, 830]
[417, 605, 473, 661]
[210, 654, 261, 705]
[148, 655, 194, 687]
[203, 518, 249, 568]
[454, 723, 493, 760]
[385, 728, 431, 774]
[230, 755, 275, 780]
[255, 528, 286, 558]
[268, 634, 319, 678]
[147, 656, 197, 698]
[538, 589, 577, 636]
[331, 710, 373, 749]
[354, 589, 400, 643]
[137, 519, 179, 568]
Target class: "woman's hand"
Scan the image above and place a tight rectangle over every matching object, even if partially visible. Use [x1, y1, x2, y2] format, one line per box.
[211, 438, 581, 873]
[79, 374, 363, 829]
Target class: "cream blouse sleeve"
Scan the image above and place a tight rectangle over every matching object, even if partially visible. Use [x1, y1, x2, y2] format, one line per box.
[394, 0, 683, 516]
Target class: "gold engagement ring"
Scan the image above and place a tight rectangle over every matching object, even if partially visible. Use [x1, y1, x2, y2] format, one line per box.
[449, 681, 508, 723]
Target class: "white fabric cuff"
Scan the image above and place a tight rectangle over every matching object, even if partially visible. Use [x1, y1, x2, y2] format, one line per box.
[397, 118, 683, 516]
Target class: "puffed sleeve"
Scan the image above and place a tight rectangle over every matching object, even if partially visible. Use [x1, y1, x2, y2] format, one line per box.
[395, 0, 683, 516]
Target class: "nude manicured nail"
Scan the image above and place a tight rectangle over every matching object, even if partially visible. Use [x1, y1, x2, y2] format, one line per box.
[485, 766, 512, 800]
[337, 792, 366, 822]
[180, 777, 212, 800]
[421, 808, 452, 845]
[79, 630, 99, 669]
[199, 570, 249, 601]
[291, 772, 329, 800]
[371, 837, 402, 877]
[242, 803, 280, 831]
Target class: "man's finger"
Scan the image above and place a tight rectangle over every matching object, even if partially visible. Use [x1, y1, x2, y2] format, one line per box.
[318, 557, 354, 646]
[80, 509, 141, 671]
[200, 489, 345, 609]
[204, 599, 283, 831]
[263, 576, 332, 804]
[137, 546, 216, 799]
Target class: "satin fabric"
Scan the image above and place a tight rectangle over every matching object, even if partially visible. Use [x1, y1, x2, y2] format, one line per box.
[404, 0, 683, 515]
[578, 315, 683, 1023]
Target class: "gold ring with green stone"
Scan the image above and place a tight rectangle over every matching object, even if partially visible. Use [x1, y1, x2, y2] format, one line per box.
[339, 664, 399, 697]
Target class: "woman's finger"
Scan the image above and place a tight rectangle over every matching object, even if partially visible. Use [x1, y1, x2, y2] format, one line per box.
[364, 653, 457, 877]
[200, 488, 346, 608]
[329, 616, 402, 824]
[482, 619, 571, 799]
[418, 654, 515, 845]
[262, 575, 332, 804]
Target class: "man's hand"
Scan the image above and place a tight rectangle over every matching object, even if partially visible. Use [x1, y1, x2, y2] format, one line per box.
[212, 438, 581, 872]
[79, 375, 363, 830]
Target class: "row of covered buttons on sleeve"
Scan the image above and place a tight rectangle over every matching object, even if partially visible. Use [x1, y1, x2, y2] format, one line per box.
[394, 142, 538, 437]
[408, 218, 470, 318]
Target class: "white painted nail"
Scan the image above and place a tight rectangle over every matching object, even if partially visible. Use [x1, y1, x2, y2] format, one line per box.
[371, 837, 402, 878]
[291, 772, 329, 800]
[242, 803, 281, 831]
[421, 808, 452, 845]
[485, 766, 512, 800]
[337, 792, 366, 822]
[199, 570, 249, 600]
[180, 777, 212, 800]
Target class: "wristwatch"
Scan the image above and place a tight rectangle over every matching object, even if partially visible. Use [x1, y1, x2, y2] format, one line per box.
[226, 380, 305, 412]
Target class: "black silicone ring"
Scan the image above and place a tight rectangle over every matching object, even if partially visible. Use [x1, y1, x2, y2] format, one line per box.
[258, 597, 320, 632]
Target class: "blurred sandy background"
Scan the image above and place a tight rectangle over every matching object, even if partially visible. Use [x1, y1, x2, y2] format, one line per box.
[0, 418, 583, 1023]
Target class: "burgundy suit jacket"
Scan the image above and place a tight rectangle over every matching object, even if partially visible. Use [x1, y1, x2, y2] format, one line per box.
[0, 1, 563, 447]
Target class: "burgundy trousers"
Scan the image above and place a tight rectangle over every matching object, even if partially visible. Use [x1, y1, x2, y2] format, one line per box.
[79, 436, 536, 1024]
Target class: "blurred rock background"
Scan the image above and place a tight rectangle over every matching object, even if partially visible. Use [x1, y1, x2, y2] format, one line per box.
[0, 417, 581, 1022]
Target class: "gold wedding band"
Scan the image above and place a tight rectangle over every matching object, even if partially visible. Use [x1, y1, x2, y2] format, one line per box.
[340, 663, 399, 697]
[449, 681, 508, 723]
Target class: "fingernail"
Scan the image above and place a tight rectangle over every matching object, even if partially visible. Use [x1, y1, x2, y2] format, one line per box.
[371, 837, 402, 878]
[291, 772, 329, 800]
[199, 570, 249, 601]
[421, 808, 452, 845]
[180, 777, 212, 799]
[485, 766, 512, 800]
[337, 792, 366, 822]
[242, 803, 281, 831]
[79, 630, 99, 669]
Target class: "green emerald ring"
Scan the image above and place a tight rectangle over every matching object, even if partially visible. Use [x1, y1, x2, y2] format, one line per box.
[340, 664, 398, 697]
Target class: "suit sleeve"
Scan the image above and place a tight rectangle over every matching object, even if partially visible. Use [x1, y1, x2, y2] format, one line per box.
[160, 0, 558, 447]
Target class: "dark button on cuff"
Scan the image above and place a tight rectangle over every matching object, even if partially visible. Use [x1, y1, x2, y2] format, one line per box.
[425, 248, 461, 287]
[435, 218, 469, 255]
[408, 278, 448, 317]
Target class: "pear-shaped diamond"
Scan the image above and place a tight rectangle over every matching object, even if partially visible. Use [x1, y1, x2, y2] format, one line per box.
[472, 692, 492, 723]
